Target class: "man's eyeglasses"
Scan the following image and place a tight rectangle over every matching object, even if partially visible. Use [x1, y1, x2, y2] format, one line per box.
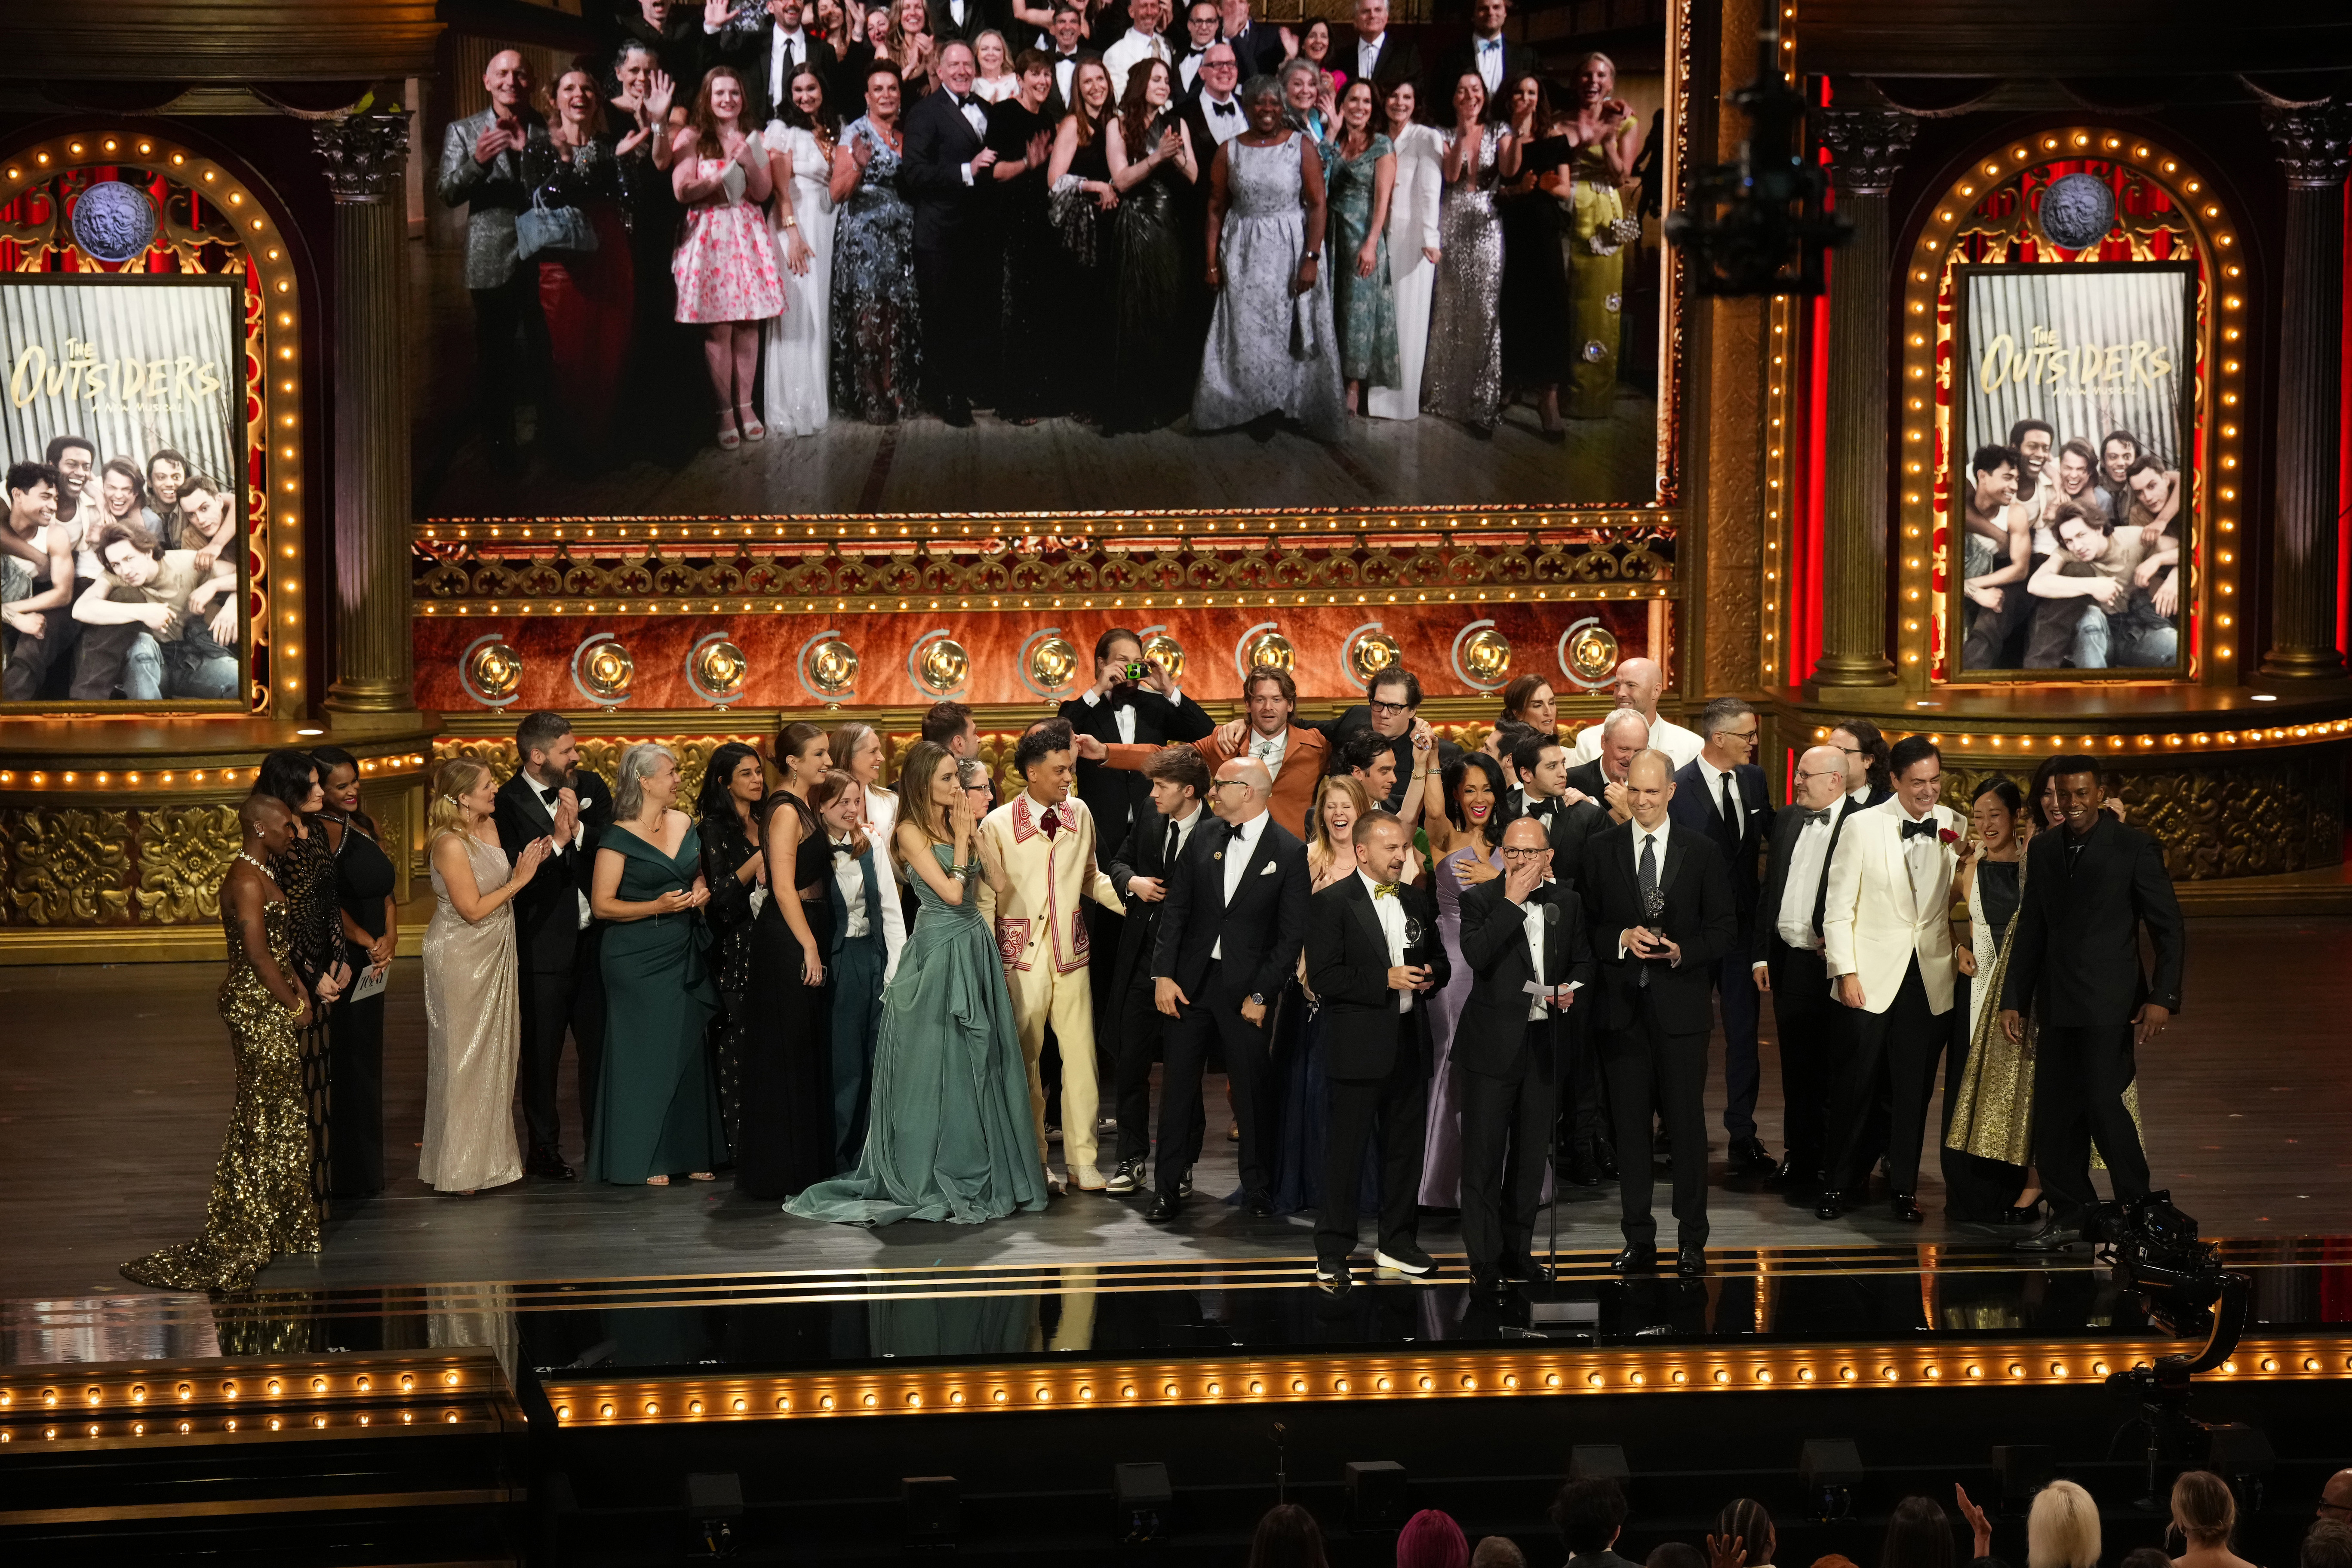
[1719, 727, 1759, 744]
[1207, 778, 1254, 793]
[1369, 699, 1411, 716]
[1499, 847, 1548, 861]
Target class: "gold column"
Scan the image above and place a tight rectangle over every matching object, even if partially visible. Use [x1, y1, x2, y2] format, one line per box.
[1807, 105, 1915, 690]
[313, 112, 420, 726]
[2258, 101, 2351, 681]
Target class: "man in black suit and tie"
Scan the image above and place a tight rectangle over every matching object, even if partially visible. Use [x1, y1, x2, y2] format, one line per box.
[1667, 698, 1776, 1177]
[1581, 749, 1735, 1276]
[706, 0, 840, 121]
[1102, 746, 1215, 1193]
[492, 711, 616, 1181]
[1749, 743, 1860, 1199]
[1150, 756, 1309, 1220]
[2001, 756, 2184, 1252]
[1457, 816, 1594, 1301]
[1304, 810, 1448, 1293]
[1040, 3, 1090, 116]
[901, 39, 1000, 425]
[1058, 626, 1215, 867]
[1344, 0, 1421, 97]
[1430, 0, 1537, 110]
[1494, 730, 1611, 1179]
[1174, 0, 1221, 95]
[1561, 709, 1645, 824]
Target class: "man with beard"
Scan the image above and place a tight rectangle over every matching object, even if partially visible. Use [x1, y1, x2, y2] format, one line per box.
[493, 710, 616, 1180]
[706, 0, 839, 121]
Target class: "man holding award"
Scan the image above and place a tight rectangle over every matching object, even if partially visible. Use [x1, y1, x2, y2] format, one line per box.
[1580, 750, 1734, 1277]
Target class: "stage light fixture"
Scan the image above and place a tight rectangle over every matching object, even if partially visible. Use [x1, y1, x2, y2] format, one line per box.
[903, 1476, 961, 1547]
[1799, 1439, 1863, 1521]
[1114, 1462, 1173, 1545]
[1347, 1460, 1409, 1533]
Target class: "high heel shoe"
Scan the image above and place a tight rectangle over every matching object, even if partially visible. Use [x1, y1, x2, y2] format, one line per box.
[737, 403, 766, 441]
[715, 411, 741, 452]
[1999, 1196, 2045, 1225]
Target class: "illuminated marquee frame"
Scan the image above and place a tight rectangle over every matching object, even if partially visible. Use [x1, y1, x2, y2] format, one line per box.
[0, 129, 304, 717]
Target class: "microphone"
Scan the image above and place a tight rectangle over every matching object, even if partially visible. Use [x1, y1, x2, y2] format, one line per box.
[1542, 901, 1560, 926]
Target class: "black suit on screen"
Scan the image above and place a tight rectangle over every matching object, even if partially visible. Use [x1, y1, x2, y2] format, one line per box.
[494, 766, 614, 1158]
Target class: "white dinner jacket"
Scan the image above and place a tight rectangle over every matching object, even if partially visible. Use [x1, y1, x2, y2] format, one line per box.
[1819, 797, 1960, 1017]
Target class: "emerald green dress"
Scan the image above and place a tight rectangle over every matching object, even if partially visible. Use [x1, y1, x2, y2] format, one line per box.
[784, 845, 1048, 1225]
[587, 823, 724, 1183]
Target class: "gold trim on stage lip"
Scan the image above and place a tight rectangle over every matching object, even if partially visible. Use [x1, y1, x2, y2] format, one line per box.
[545, 1335, 2352, 1428]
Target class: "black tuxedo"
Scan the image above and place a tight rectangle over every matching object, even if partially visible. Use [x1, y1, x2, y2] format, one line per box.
[1429, 33, 1538, 108]
[1580, 819, 1734, 1250]
[1489, 786, 1610, 1154]
[1561, 756, 1612, 804]
[1668, 756, 1774, 1147]
[1150, 811, 1310, 1195]
[1492, 787, 1608, 886]
[1303, 873, 1447, 1267]
[1057, 685, 1216, 864]
[1221, 18, 1287, 75]
[1104, 802, 1211, 1167]
[1752, 796, 1866, 1181]
[1457, 877, 1594, 1274]
[705, 11, 840, 122]
[901, 85, 1001, 408]
[1342, 28, 1421, 94]
[927, 0, 1004, 43]
[2001, 815, 2182, 1221]
[493, 766, 615, 1158]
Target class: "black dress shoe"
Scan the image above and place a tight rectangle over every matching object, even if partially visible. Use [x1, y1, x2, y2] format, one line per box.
[1676, 1245, 1708, 1277]
[1730, 1136, 1776, 1176]
[1998, 1199, 2045, 1226]
[526, 1150, 577, 1181]
[1891, 1193, 1924, 1224]
[942, 393, 974, 427]
[1145, 1192, 1182, 1223]
[1243, 1189, 1276, 1218]
[1565, 1153, 1603, 1187]
[1500, 1256, 1553, 1285]
[1469, 1270, 1511, 1306]
[1177, 1167, 1194, 1198]
[2014, 1217, 2083, 1252]
[1609, 1245, 1657, 1275]
[1814, 1191, 1848, 1221]
[1595, 1150, 1620, 1181]
[1763, 1153, 1799, 1190]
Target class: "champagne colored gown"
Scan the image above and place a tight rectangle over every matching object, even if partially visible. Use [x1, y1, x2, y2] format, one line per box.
[786, 846, 1048, 1225]
[122, 895, 320, 1292]
[420, 832, 525, 1194]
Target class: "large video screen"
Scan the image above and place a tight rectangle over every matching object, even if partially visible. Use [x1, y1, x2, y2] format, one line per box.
[1949, 261, 2192, 679]
[0, 275, 245, 708]
[418, 14, 1675, 519]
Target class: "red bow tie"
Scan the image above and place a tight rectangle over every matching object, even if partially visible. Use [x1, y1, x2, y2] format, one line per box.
[1039, 806, 1061, 839]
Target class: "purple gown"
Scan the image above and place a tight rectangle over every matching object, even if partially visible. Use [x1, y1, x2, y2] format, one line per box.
[1417, 843, 1498, 1207]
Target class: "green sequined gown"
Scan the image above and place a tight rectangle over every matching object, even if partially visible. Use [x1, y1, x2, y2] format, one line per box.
[122, 896, 320, 1293]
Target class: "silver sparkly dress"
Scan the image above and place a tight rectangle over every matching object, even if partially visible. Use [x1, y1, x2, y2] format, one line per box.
[1191, 131, 1346, 442]
[1420, 123, 1505, 430]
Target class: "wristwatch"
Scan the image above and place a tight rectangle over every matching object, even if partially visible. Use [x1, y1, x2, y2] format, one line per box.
[1249, 991, 1267, 1007]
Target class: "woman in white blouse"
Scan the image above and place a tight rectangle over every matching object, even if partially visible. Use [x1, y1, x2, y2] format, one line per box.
[1365, 79, 1445, 421]
[761, 65, 841, 436]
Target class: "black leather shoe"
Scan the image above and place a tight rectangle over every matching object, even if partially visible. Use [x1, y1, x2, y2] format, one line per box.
[942, 393, 974, 427]
[1469, 1270, 1511, 1306]
[1145, 1192, 1182, 1223]
[1595, 1149, 1620, 1181]
[1500, 1256, 1553, 1285]
[1814, 1191, 1848, 1221]
[526, 1150, 577, 1181]
[1609, 1245, 1657, 1276]
[1243, 1188, 1276, 1218]
[1177, 1166, 1195, 1198]
[1763, 1154, 1802, 1190]
[1730, 1136, 1776, 1176]
[1891, 1193, 1924, 1224]
[1676, 1245, 1708, 1277]
[2015, 1218, 2083, 1252]
[1566, 1156, 1603, 1187]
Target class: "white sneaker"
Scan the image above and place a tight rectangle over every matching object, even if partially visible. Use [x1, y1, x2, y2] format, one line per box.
[1069, 1163, 1107, 1192]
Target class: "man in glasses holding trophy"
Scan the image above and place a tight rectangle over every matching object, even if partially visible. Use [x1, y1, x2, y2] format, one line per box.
[1580, 749, 1735, 1278]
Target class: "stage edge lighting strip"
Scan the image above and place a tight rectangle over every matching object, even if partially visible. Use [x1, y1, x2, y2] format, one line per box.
[544, 1335, 2352, 1427]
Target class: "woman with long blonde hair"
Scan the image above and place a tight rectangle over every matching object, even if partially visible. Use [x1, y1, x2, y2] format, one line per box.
[786, 740, 1048, 1225]
[420, 758, 550, 1195]
[1268, 773, 1384, 1214]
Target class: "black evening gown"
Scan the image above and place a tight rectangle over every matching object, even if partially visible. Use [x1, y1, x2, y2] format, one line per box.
[1103, 109, 1197, 433]
[1497, 176, 1569, 390]
[700, 811, 762, 1154]
[326, 812, 396, 1200]
[990, 98, 1066, 421]
[736, 795, 838, 1200]
[274, 825, 340, 1208]
[1061, 133, 1116, 418]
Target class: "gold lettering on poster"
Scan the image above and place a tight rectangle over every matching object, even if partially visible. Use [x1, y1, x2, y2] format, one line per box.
[8, 336, 225, 412]
[1975, 326, 2174, 395]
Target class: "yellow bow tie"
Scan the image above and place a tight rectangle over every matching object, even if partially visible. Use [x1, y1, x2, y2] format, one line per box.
[1372, 882, 1399, 899]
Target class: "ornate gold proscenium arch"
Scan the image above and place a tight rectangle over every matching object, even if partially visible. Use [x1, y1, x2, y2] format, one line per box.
[0, 128, 307, 715]
[1896, 129, 2244, 688]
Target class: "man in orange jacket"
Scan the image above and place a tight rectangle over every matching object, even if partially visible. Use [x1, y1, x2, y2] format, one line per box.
[1077, 666, 1331, 839]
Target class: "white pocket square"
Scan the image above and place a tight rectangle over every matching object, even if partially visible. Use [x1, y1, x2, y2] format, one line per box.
[1259, 861, 1279, 876]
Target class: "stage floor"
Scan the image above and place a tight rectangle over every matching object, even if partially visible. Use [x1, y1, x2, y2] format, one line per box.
[6, 915, 2347, 1311]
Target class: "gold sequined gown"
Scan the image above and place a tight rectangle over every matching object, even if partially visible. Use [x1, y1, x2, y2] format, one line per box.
[121, 898, 320, 1293]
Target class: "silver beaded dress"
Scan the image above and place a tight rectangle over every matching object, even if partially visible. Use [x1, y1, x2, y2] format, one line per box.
[1420, 123, 1506, 430]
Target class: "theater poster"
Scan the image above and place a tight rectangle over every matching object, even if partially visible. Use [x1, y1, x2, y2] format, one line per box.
[1947, 261, 2194, 680]
[0, 274, 246, 709]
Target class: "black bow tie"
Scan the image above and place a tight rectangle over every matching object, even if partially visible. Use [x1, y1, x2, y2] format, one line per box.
[1528, 797, 1556, 820]
[1211, 98, 1238, 116]
[1186, 44, 1205, 55]
[1900, 817, 1939, 841]
[1805, 808, 1832, 827]
[831, 839, 859, 858]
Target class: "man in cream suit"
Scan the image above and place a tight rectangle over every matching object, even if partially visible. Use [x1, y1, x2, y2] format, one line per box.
[1817, 734, 1970, 1224]
[977, 719, 1126, 1193]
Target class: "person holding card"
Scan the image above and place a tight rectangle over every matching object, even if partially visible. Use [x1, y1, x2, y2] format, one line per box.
[1456, 815, 1593, 1302]
[315, 746, 400, 1202]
